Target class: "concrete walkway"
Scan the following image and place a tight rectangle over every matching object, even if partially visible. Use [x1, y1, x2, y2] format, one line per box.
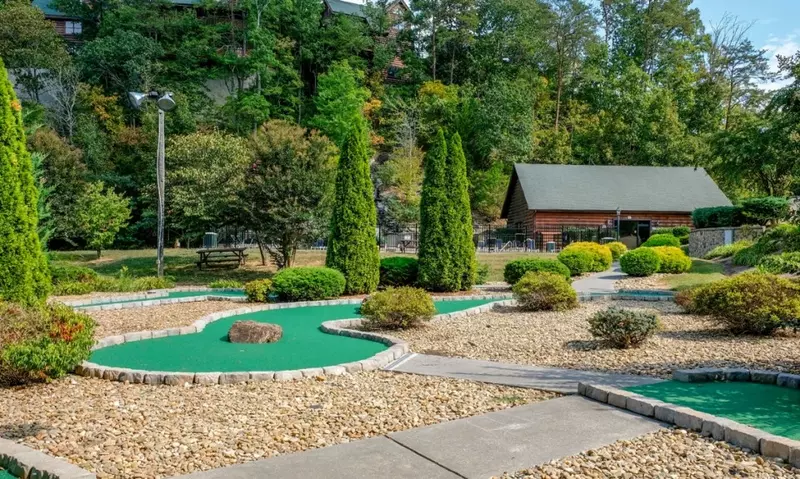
[177, 396, 663, 479]
[571, 264, 626, 294]
[386, 353, 661, 393]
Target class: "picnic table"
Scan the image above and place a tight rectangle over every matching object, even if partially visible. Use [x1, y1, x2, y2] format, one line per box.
[196, 247, 248, 269]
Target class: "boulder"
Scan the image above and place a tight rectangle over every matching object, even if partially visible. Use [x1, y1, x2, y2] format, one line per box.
[228, 321, 282, 344]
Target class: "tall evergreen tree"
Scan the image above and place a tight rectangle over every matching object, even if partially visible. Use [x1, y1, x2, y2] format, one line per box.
[446, 132, 476, 290]
[418, 128, 458, 291]
[326, 118, 380, 294]
[0, 59, 51, 305]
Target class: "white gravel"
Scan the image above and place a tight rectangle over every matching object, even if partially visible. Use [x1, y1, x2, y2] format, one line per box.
[394, 300, 800, 378]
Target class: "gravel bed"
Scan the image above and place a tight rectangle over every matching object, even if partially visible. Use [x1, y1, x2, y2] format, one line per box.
[394, 301, 800, 378]
[86, 300, 248, 338]
[0, 373, 555, 478]
[500, 429, 800, 478]
[614, 275, 669, 291]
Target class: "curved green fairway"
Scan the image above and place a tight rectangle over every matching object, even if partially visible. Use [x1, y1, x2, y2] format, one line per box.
[90, 299, 494, 372]
[627, 381, 800, 440]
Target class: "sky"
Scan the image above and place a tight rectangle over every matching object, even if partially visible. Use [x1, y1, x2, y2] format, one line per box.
[692, 0, 800, 90]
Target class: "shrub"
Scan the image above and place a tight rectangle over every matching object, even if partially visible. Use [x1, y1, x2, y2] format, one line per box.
[208, 279, 243, 289]
[51, 265, 98, 285]
[475, 263, 490, 285]
[732, 246, 762, 267]
[558, 242, 613, 275]
[503, 258, 571, 284]
[758, 253, 800, 275]
[733, 223, 800, 267]
[588, 307, 660, 348]
[620, 248, 661, 277]
[704, 240, 753, 259]
[606, 242, 628, 261]
[244, 279, 273, 302]
[557, 249, 594, 276]
[360, 287, 436, 330]
[1, 302, 95, 385]
[379, 257, 419, 287]
[272, 267, 346, 301]
[512, 272, 578, 311]
[741, 197, 790, 225]
[692, 272, 800, 334]
[672, 226, 691, 237]
[651, 246, 692, 274]
[674, 288, 698, 313]
[692, 205, 743, 228]
[641, 234, 680, 248]
[52, 281, 95, 296]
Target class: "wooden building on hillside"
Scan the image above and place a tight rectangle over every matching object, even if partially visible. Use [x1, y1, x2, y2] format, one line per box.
[501, 164, 731, 250]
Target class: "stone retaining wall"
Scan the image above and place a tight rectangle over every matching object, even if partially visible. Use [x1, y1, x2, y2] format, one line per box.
[80, 294, 513, 386]
[688, 225, 764, 258]
[0, 437, 95, 479]
[579, 367, 800, 467]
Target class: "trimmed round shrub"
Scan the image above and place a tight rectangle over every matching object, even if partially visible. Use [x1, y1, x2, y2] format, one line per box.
[588, 307, 660, 348]
[641, 234, 681, 248]
[503, 258, 571, 284]
[1, 302, 95, 385]
[244, 279, 273, 302]
[512, 272, 578, 311]
[671, 226, 691, 237]
[360, 287, 436, 330]
[691, 272, 800, 334]
[758, 253, 800, 274]
[272, 267, 346, 302]
[379, 257, 419, 287]
[558, 242, 613, 275]
[620, 248, 661, 277]
[650, 246, 692, 274]
[209, 279, 243, 289]
[475, 263, 490, 285]
[606, 242, 628, 261]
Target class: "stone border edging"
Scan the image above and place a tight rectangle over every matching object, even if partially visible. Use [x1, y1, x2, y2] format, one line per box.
[65, 288, 246, 311]
[578, 380, 800, 467]
[0, 437, 95, 479]
[78, 294, 514, 386]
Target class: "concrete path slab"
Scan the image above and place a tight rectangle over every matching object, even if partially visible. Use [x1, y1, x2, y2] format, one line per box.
[176, 436, 461, 479]
[386, 353, 663, 393]
[388, 395, 664, 479]
[571, 264, 626, 294]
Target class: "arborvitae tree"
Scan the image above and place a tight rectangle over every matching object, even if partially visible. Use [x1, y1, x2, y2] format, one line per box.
[418, 128, 458, 291]
[446, 132, 476, 290]
[0, 59, 51, 305]
[326, 118, 380, 294]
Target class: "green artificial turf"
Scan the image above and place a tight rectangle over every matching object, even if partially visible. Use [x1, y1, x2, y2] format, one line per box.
[85, 290, 245, 307]
[0, 469, 15, 478]
[627, 381, 800, 440]
[90, 299, 494, 372]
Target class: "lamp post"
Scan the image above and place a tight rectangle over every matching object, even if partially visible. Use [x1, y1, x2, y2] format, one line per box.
[128, 91, 176, 278]
[616, 207, 621, 240]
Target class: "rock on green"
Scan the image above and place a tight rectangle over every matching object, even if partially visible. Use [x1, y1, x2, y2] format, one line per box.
[445, 132, 476, 290]
[325, 119, 380, 294]
[0, 59, 50, 305]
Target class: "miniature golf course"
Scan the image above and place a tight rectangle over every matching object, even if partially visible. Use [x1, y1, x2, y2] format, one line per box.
[627, 381, 800, 440]
[0, 470, 14, 478]
[90, 298, 495, 373]
[83, 289, 245, 307]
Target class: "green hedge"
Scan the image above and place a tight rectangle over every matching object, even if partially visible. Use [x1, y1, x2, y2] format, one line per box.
[360, 287, 436, 330]
[503, 258, 571, 284]
[620, 248, 661, 277]
[244, 279, 273, 302]
[512, 272, 577, 311]
[379, 257, 419, 287]
[650, 246, 692, 273]
[272, 267, 346, 302]
[557, 242, 613, 275]
[692, 206, 743, 228]
[641, 234, 681, 248]
[741, 197, 790, 225]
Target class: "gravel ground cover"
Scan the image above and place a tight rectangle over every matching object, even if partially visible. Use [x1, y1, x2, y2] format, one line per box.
[86, 300, 249, 338]
[0, 373, 555, 479]
[394, 301, 800, 378]
[500, 429, 800, 478]
[615, 274, 670, 291]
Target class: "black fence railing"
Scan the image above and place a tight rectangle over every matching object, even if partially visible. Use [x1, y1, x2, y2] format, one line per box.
[533, 225, 618, 252]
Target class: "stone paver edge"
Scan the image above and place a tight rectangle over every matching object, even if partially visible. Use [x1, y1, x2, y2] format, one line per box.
[78, 294, 515, 386]
[0, 436, 95, 479]
[64, 287, 245, 310]
[578, 372, 800, 468]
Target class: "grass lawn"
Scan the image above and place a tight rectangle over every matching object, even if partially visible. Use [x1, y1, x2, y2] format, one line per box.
[50, 249, 554, 286]
[663, 259, 725, 291]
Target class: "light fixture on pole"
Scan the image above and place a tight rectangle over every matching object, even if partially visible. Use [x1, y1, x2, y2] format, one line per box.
[129, 90, 176, 278]
[616, 207, 621, 240]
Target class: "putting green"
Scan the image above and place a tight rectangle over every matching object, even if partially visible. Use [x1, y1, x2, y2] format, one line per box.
[0, 470, 14, 479]
[90, 299, 494, 372]
[627, 381, 800, 440]
[84, 290, 245, 307]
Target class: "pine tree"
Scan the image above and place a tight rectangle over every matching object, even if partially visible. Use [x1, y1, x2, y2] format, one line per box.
[418, 128, 458, 291]
[326, 118, 380, 294]
[446, 132, 476, 290]
[0, 59, 50, 305]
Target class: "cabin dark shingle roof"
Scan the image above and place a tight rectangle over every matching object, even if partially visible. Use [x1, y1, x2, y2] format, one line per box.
[501, 164, 732, 216]
[324, 0, 367, 18]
